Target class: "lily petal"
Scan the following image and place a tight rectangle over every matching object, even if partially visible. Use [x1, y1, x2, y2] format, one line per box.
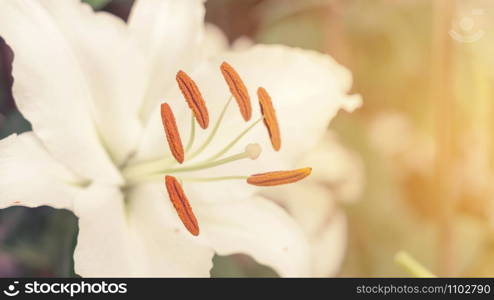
[126, 183, 214, 277]
[310, 209, 347, 277]
[129, 0, 206, 121]
[37, 0, 147, 164]
[73, 184, 133, 277]
[197, 196, 311, 277]
[265, 183, 347, 276]
[73, 182, 215, 277]
[299, 132, 364, 203]
[0, 133, 81, 210]
[201, 23, 229, 58]
[0, 0, 122, 184]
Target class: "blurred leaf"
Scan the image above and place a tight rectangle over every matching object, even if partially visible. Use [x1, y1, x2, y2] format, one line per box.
[257, 12, 325, 51]
[1, 207, 78, 277]
[211, 255, 246, 277]
[0, 111, 31, 139]
[211, 255, 278, 277]
[82, 0, 112, 10]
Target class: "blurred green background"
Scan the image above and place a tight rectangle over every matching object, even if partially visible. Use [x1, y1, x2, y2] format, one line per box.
[1, 0, 494, 277]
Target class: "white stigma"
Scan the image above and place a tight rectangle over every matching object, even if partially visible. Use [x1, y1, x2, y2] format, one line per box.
[245, 143, 262, 160]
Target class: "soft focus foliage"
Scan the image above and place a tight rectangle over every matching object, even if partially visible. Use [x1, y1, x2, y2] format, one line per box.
[82, 0, 111, 10]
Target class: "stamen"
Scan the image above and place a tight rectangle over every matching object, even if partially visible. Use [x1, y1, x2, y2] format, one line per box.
[165, 175, 200, 236]
[161, 103, 185, 164]
[247, 167, 312, 186]
[176, 70, 209, 129]
[220, 62, 252, 121]
[258, 87, 281, 151]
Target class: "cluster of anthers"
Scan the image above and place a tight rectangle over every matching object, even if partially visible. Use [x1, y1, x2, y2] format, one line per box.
[123, 62, 312, 236]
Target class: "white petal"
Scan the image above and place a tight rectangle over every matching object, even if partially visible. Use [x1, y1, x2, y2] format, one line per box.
[310, 210, 347, 277]
[73, 182, 214, 277]
[232, 36, 255, 51]
[0, 0, 121, 183]
[73, 184, 133, 277]
[180, 177, 256, 206]
[0, 133, 81, 210]
[37, 0, 147, 164]
[126, 182, 214, 277]
[201, 23, 229, 58]
[197, 196, 311, 277]
[265, 183, 347, 276]
[300, 132, 364, 203]
[264, 183, 336, 234]
[129, 0, 206, 121]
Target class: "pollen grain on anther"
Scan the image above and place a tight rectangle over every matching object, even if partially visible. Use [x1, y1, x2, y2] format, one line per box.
[257, 87, 281, 151]
[247, 168, 312, 186]
[176, 70, 209, 129]
[161, 103, 185, 164]
[165, 175, 200, 236]
[220, 62, 252, 121]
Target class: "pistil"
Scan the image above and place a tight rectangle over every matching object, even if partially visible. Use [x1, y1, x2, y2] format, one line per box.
[124, 144, 261, 185]
[206, 117, 263, 162]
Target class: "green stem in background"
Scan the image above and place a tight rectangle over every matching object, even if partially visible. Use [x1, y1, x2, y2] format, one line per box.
[82, 0, 111, 10]
[394, 251, 436, 278]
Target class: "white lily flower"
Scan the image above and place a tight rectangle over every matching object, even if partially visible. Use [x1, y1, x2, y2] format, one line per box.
[0, 0, 360, 277]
